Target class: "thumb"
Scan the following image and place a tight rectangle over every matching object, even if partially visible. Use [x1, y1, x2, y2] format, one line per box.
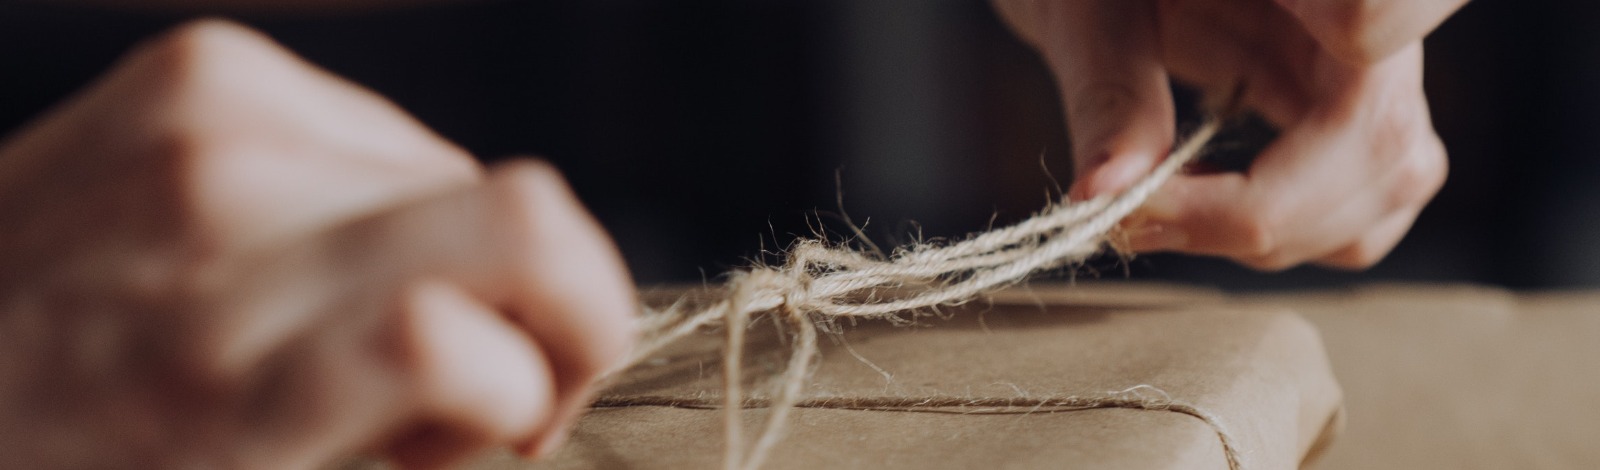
[1022, 0, 1174, 199]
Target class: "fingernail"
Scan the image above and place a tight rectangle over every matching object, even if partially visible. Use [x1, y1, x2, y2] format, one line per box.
[1126, 224, 1188, 252]
[1067, 152, 1106, 200]
[1073, 153, 1152, 199]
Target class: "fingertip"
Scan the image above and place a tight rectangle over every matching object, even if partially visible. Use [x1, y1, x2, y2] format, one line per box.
[1070, 151, 1158, 200]
[487, 158, 577, 207]
[482, 158, 640, 386]
[1121, 172, 1266, 258]
[1041, 0, 1173, 201]
[400, 280, 556, 443]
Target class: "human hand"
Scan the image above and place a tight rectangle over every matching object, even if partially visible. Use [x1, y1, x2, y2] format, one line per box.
[0, 20, 634, 469]
[995, 0, 1462, 270]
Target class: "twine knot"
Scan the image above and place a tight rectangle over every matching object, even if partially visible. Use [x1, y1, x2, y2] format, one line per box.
[613, 120, 1223, 470]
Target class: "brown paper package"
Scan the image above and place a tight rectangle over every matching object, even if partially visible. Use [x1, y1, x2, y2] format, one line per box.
[453, 284, 1345, 470]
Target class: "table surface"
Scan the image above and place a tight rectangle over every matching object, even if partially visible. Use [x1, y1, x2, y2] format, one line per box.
[342, 283, 1600, 470]
[1240, 284, 1600, 470]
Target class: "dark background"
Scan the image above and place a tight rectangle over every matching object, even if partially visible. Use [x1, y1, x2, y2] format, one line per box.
[1, 1, 1594, 290]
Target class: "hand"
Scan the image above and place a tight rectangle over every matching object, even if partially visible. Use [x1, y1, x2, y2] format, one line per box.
[0, 20, 635, 469]
[995, 0, 1462, 270]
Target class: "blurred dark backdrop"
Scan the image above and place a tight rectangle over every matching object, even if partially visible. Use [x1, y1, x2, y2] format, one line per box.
[1, 0, 1594, 290]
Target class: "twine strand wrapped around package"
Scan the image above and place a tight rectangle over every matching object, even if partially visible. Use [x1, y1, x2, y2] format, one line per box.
[612, 119, 1225, 470]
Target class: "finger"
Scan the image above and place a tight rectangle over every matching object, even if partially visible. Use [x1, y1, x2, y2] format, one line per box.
[385, 280, 555, 469]
[234, 281, 553, 470]
[1127, 122, 1441, 271]
[125, 20, 482, 250]
[233, 308, 415, 470]
[1021, 0, 1174, 199]
[463, 161, 637, 429]
[333, 159, 635, 451]
[1125, 118, 1399, 269]
[1127, 45, 1440, 270]
[1313, 206, 1421, 270]
[220, 160, 635, 466]
[1156, 0, 1318, 126]
[212, 158, 636, 386]
[1274, 0, 1468, 64]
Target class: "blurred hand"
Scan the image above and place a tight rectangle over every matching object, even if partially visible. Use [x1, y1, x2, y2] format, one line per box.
[996, 0, 1463, 270]
[0, 20, 635, 469]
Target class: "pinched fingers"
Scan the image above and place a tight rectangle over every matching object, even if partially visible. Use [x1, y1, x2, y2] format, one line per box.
[1125, 45, 1445, 270]
[214, 278, 556, 470]
[279, 160, 638, 467]
[0, 18, 626, 470]
[429, 160, 638, 459]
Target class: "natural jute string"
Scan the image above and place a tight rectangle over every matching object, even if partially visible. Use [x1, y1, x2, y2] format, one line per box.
[609, 118, 1226, 470]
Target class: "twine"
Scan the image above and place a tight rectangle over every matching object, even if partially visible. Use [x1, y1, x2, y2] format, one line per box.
[608, 119, 1225, 470]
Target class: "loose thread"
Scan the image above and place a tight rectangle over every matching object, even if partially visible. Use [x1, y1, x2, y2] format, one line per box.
[721, 291, 747, 470]
[610, 119, 1225, 470]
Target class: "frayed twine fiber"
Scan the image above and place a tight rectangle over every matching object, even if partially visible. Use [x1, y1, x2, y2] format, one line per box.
[608, 119, 1225, 470]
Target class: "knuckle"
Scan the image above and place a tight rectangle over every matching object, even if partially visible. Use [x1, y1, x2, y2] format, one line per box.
[1394, 135, 1449, 206]
[484, 160, 571, 253]
[129, 19, 302, 123]
[1366, 98, 1417, 159]
[1367, 102, 1448, 210]
[132, 19, 263, 88]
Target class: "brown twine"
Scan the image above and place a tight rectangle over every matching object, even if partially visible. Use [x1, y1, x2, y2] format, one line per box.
[606, 119, 1226, 470]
